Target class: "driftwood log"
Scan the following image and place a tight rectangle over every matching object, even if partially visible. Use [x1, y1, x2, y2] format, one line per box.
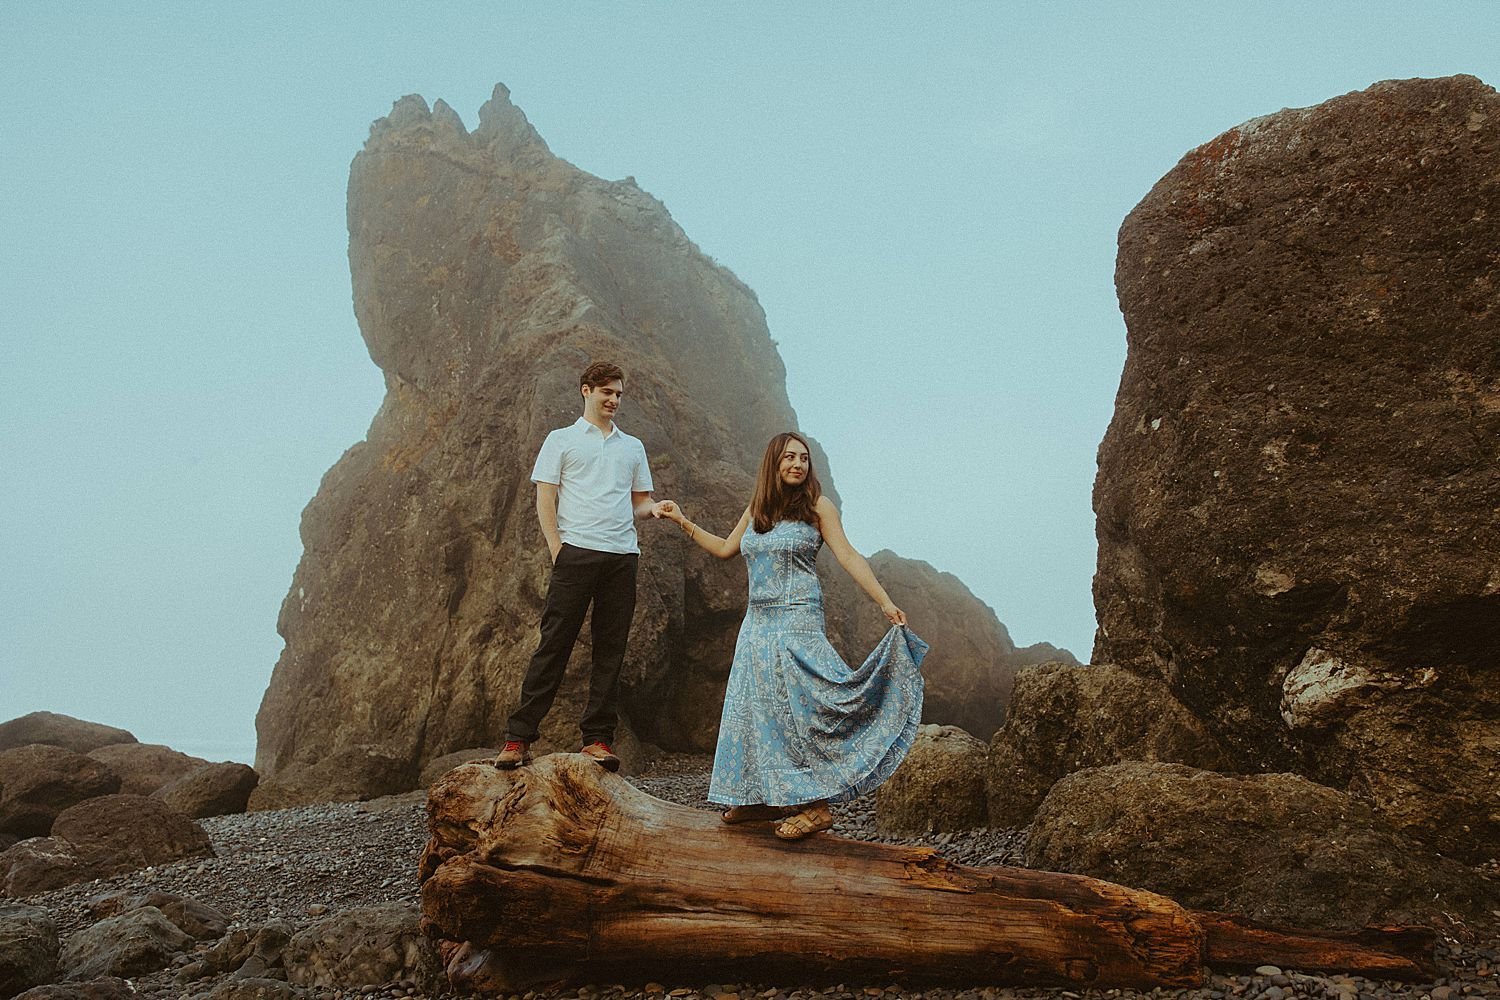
[418, 755, 1433, 993]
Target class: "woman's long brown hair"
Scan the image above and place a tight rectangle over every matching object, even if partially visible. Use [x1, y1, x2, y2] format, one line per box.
[750, 431, 823, 534]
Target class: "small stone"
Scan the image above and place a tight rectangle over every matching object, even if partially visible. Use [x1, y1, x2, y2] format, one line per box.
[670, 991, 693, 997]
[1271, 975, 1291, 987]
[1264, 988, 1286, 1000]
[1256, 967, 1284, 978]
[1432, 988, 1454, 1000]
[645, 986, 665, 994]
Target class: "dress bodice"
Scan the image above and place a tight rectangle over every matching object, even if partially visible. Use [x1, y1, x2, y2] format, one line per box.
[741, 519, 823, 608]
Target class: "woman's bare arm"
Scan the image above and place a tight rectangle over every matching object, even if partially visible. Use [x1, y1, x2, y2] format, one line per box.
[815, 496, 907, 625]
[660, 502, 752, 560]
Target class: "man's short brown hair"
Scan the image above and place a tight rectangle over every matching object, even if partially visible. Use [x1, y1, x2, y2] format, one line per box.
[580, 362, 625, 390]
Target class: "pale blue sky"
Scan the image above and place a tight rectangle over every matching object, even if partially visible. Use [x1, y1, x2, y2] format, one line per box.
[3, 3, 1496, 761]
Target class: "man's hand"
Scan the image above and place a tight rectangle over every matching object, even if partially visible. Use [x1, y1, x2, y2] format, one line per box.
[548, 539, 562, 563]
[652, 499, 679, 520]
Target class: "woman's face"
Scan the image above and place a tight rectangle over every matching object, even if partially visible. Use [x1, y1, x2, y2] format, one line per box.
[778, 439, 811, 487]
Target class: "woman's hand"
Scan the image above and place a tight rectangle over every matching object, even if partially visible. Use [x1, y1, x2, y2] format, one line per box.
[881, 602, 907, 627]
[653, 499, 684, 523]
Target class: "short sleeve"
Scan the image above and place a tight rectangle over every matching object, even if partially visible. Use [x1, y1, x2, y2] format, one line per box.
[531, 431, 564, 485]
[632, 440, 654, 492]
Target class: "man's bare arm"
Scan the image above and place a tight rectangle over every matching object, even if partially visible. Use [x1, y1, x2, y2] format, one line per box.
[536, 482, 562, 561]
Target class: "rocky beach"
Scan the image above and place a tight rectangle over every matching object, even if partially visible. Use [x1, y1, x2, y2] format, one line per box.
[7, 752, 1496, 1000]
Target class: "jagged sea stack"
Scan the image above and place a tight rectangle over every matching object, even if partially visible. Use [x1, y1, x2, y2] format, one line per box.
[1094, 75, 1500, 862]
[254, 85, 1040, 805]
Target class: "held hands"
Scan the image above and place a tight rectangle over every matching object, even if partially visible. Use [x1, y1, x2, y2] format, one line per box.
[881, 602, 908, 627]
[652, 499, 685, 523]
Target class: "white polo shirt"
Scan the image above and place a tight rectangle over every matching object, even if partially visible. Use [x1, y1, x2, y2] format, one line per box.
[531, 417, 653, 555]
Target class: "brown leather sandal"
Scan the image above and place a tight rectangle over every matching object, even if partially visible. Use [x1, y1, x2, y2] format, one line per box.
[721, 803, 795, 824]
[774, 802, 834, 840]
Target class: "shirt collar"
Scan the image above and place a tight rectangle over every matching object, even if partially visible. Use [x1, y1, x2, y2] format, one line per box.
[574, 416, 617, 439]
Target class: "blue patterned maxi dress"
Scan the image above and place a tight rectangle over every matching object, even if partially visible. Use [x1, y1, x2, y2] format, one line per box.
[708, 519, 929, 807]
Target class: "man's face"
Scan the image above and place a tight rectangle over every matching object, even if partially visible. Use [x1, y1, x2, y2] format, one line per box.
[582, 379, 624, 424]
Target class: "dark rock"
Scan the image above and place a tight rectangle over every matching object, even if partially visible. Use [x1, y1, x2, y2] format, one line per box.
[0, 715, 135, 756]
[85, 744, 206, 797]
[0, 839, 95, 897]
[13, 977, 134, 1000]
[0, 836, 15, 853]
[152, 762, 258, 818]
[985, 662, 1228, 827]
[59, 906, 191, 980]
[1095, 74, 1500, 862]
[86, 891, 228, 940]
[1024, 760, 1499, 928]
[0, 903, 58, 998]
[0, 745, 121, 838]
[874, 725, 988, 834]
[50, 795, 213, 876]
[253, 83, 1039, 804]
[176, 921, 293, 984]
[247, 746, 411, 811]
[281, 902, 434, 989]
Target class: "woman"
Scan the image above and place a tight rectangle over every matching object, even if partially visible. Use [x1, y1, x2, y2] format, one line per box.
[662, 431, 927, 840]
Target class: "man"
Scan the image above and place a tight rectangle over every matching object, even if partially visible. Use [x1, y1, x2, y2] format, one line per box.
[495, 361, 669, 772]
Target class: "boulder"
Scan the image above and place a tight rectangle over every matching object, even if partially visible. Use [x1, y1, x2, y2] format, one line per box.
[1025, 761, 1498, 929]
[86, 891, 227, 940]
[0, 904, 58, 998]
[247, 746, 412, 811]
[0, 715, 135, 755]
[153, 762, 258, 818]
[985, 662, 1228, 827]
[58, 906, 190, 980]
[282, 903, 434, 990]
[0, 745, 121, 838]
[174, 920, 293, 985]
[50, 795, 213, 877]
[874, 725, 988, 834]
[252, 83, 1042, 805]
[1094, 74, 1500, 862]
[13, 978, 134, 1000]
[85, 744, 206, 797]
[0, 839, 95, 897]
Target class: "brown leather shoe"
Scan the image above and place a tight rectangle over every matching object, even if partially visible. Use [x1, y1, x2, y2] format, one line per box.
[580, 741, 620, 772]
[493, 739, 529, 769]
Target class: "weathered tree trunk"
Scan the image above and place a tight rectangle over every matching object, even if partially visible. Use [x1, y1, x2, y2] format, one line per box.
[418, 755, 1433, 993]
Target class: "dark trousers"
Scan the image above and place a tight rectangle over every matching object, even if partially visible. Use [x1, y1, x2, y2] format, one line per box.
[506, 543, 638, 746]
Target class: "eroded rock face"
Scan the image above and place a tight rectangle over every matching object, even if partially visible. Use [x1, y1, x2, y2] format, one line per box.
[1094, 75, 1500, 861]
[985, 662, 1227, 828]
[254, 84, 1033, 803]
[874, 724, 987, 834]
[1025, 761, 1498, 929]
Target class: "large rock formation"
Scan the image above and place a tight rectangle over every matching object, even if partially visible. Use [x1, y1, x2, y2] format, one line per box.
[1094, 75, 1500, 862]
[255, 84, 1055, 802]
